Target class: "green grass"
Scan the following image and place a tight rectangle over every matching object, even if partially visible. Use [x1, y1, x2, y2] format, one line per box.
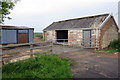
[34, 33, 43, 37]
[2, 54, 74, 78]
[103, 49, 118, 53]
[95, 48, 118, 53]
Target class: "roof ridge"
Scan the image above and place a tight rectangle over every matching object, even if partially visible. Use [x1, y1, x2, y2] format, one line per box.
[56, 13, 109, 23]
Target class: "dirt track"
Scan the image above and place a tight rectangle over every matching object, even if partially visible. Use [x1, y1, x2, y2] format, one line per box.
[59, 49, 119, 78]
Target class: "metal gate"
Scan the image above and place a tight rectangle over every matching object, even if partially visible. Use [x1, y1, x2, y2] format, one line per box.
[83, 30, 92, 47]
[52, 39, 83, 54]
[51, 38, 99, 54]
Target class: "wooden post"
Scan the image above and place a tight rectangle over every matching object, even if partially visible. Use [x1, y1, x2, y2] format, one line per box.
[30, 43, 33, 57]
[95, 28, 98, 50]
[52, 39, 54, 54]
[0, 44, 4, 65]
[97, 29, 100, 50]
[95, 39, 97, 51]
[97, 40, 100, 50]
[2, 60, 4, 65]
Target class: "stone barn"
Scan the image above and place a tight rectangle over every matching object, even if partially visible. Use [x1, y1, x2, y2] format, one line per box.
[43, 13, 119, 49]
[0, 25, 34, 45]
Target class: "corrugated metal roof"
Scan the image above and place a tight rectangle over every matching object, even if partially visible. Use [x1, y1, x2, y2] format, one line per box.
[43, 13, 109, 31]
[0, 25, 34, 30]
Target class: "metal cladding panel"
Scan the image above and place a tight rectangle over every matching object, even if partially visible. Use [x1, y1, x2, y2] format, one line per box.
[18, 30, 28, 33]
[29, 30, 34, 43]
[1, 30, 17, 44]
[0, 30, 1, 44]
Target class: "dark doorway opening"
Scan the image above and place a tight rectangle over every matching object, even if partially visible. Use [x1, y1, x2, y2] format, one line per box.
[56, 30, 68, 42]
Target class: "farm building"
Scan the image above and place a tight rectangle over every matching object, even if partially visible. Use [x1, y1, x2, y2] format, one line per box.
[43, 13, 119, 49]
[0, 25, 34, 44]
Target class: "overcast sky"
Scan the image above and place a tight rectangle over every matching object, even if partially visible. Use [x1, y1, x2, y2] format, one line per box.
[4, 0, 119, 32]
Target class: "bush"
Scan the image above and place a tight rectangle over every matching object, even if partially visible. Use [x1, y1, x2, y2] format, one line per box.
[118, 32, 120, 37]
[108, 37, 120, 52]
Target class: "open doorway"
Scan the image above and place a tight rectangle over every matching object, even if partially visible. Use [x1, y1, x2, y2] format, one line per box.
[56, 30, 68, 42]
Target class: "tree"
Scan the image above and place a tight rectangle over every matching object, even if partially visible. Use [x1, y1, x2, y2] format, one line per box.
[0, 0, 19, 24]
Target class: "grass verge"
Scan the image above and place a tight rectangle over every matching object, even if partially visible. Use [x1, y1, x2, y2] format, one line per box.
[2, 54, 74, 78]
[95, 48, 118, 54]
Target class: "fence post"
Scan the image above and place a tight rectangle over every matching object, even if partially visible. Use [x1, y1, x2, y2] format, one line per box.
[97, 40, 100, 50]
[52, 40, 53, 54]
[0, 44, 4, 65]
[2, 60, 4, 65]
[95, 39, 97, 51]
[30, 43, 33, 57]
[52, 39, 56, 54]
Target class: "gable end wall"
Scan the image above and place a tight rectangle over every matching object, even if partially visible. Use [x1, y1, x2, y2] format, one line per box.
[99, 16, 119, 48]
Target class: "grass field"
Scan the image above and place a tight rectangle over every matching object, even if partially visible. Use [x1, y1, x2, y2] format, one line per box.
[2, 54, 74, 78]
[34, 33, 43, 37]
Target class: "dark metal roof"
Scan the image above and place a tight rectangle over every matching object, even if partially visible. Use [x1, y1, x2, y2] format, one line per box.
[0, 25, 34, 30]
[43, 13, 109, 31]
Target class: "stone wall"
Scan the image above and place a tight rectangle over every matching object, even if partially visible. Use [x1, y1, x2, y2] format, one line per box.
[44, 31, 56, 42]
[100, 16, 119, 48]
[44, 29, 99, 48]
[68, 30, 82, 46]
[91, 29, 101, 48]
[44, 25, 118, 49]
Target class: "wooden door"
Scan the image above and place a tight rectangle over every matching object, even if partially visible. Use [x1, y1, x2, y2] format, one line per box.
[83, 30, 92, 47]
[18, 33, 28, 44]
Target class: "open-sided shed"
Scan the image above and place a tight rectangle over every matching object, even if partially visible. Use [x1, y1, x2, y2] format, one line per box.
[0, 25, 34, 44]
[43, 13, 119, 49]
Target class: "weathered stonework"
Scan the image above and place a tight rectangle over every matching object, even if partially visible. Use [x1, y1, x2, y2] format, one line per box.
[91, 29, 100, 48]
[43, 17, 119, 48]
[44, 31, 56, 42]
[100, 17, 119, 48]
[91, 16, 106, 28]
[44, 29, 99, 47]
[68, 30, 82, 46]
[101, 25, 118, 48]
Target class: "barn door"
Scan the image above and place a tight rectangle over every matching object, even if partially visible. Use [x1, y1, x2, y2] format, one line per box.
[18, 30, 28, 44]
[83, 30, 92, 47]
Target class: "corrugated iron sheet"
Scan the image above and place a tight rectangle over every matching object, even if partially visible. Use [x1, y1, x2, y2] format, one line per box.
[29, 30, 34, 43]
[1, 30, 17, 44]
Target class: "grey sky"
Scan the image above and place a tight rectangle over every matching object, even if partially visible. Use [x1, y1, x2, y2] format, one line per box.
[4, 0, 119, 32]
